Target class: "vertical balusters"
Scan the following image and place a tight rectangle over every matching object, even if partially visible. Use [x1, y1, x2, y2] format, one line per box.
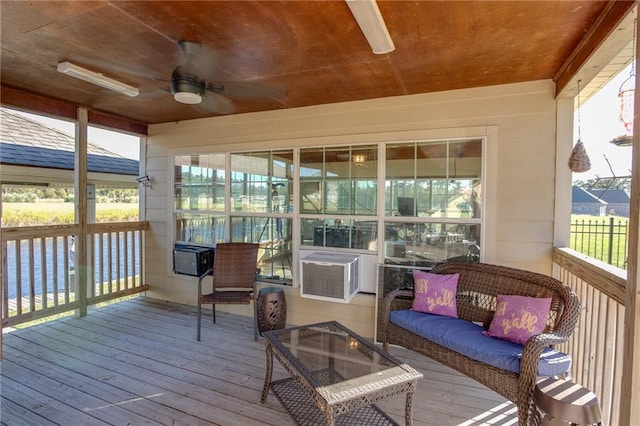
[107, 230, 113, 293]
[1, 240, 8, 317]
[115, 231, 121, 292]
[2, 223, 147, 325]
[123, 230, 129, 289]
[40, 237, 47, 309]
[63, 235, 70, 303]
[52, 236, 59, 307]
[28, 238, 35, 312]
[131, 230, 137, 286]
[97, 232, 104, 296]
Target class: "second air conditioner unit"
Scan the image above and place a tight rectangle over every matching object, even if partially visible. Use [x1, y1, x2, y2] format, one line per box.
[300, 252, 360, 303]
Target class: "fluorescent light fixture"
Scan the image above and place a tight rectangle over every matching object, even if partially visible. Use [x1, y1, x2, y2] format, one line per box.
[345, 0, 395, 54]
[57, 62, 139, 97]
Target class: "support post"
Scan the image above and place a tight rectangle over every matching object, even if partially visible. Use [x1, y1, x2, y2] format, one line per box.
[619, 14, 640, 426]
[75, 108, 88, 317]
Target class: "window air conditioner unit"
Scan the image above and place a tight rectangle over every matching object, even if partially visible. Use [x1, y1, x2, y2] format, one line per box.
[300, 252, 360, 303]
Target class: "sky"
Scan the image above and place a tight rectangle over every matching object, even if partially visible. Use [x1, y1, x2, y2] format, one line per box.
[574, 64, 634, 181]
[7, 69, 635, 178]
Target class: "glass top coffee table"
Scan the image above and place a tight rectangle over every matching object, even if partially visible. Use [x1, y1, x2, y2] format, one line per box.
[260, 321, 423, 425]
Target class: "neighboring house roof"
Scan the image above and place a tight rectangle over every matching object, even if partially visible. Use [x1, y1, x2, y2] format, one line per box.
[587, 188, 630, 204]
[572, 185, 607, 204]
[0, 109, 138, 175]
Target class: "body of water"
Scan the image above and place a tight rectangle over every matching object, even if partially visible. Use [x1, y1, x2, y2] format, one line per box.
[4, 233, 140, 300]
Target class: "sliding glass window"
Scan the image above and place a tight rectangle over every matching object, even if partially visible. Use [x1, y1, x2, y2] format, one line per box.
[299, 145, 378, 251]
[384, 139, 482, 267]
[230, 150, 294, 284]
[174, 154, 226, 245]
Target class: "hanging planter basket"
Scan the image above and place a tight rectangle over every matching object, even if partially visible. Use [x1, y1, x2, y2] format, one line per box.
[568, 140, 591, 173]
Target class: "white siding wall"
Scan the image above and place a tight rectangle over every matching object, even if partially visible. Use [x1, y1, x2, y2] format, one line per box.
[144, 80, 559, 338]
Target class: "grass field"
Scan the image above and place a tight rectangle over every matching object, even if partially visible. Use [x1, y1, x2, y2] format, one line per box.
[2, 202, 138, 226]
[570, 214, 629, 269]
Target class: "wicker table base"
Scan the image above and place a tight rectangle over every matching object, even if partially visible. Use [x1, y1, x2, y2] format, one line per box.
[261, 321, 422, 426]
[271, 377, 399, 426]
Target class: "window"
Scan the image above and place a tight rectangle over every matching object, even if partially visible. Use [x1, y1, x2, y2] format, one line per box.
[174, 154, 226, 245]
[299, 145, 377, 251]
[384, 139, 482, 267]
[230, 150, 294, 284]
[171, 137, 485, 284]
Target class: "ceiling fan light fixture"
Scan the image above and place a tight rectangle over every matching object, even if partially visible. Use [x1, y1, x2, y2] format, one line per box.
[345, 0, 395, 54]
[57, 62, 139, 97]
[171, 78, 204, 104]
[174, 91, 203, 104]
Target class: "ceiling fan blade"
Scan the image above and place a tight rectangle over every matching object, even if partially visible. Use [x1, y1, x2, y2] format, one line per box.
[201, 92, 236, 115]
[178, 40, 202, 60]
[178, 40, 222, 81]
[208, 82, 287, 100]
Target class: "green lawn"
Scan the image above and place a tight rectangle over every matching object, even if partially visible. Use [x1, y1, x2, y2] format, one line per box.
[570, 214, 629, 269]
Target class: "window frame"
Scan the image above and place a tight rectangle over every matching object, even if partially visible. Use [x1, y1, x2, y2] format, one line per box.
[169, 129, 490, 287]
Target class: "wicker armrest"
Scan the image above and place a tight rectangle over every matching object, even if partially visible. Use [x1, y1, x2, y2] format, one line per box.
[518, 330, 574, 418]
[528, 332, 570, 348]
[382, 289, 414, 318]
[519, 281, 581, 379]
[521, 332, 570, 375]
[552, 289, 581, 337]
[381, 289, 414, 351]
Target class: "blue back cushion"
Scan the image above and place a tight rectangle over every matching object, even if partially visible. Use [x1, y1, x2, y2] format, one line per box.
[389, 309, 571, 376]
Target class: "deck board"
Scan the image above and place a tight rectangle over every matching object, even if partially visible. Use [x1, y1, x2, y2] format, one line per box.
[1, 296, 517, 425]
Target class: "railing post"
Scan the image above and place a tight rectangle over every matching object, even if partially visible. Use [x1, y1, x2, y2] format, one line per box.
[608, 216, 614, 265]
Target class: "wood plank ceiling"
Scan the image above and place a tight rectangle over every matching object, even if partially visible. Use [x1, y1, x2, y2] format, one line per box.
[0, 1, 634, 133]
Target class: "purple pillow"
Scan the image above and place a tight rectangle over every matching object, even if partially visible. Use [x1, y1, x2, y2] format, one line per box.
[484, 295, 552, 344]
[412, 270, 458, 318]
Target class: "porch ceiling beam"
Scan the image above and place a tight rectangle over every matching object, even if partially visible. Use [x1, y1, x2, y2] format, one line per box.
[555, 1, 636, 98]
[1, 84, 77, 120]
[0, 84, 148, 136]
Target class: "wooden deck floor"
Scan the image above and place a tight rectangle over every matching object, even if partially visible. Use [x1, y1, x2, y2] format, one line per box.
[1, 297, 517, 425]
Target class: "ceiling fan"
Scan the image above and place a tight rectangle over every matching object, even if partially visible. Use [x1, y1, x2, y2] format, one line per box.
[170, 40, 285, 114]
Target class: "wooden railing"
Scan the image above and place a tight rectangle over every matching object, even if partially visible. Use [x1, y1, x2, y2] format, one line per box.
[1, 221, 149, 327]
[553, 246, 627, 426]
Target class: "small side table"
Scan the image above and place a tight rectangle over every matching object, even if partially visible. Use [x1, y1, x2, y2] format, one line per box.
[533, 377, 602, 425]
[257, 287, 287, 335]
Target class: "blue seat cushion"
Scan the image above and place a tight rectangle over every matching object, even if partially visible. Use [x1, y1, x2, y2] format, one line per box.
[389, 309, 571, 376]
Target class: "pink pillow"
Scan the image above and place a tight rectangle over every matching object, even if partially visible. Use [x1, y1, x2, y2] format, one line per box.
[412, 270, 458, 318]
[484, 295, 552, 344]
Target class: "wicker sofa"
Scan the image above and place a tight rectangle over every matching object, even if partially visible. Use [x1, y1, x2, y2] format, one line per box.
[381, 262, 580, 426]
